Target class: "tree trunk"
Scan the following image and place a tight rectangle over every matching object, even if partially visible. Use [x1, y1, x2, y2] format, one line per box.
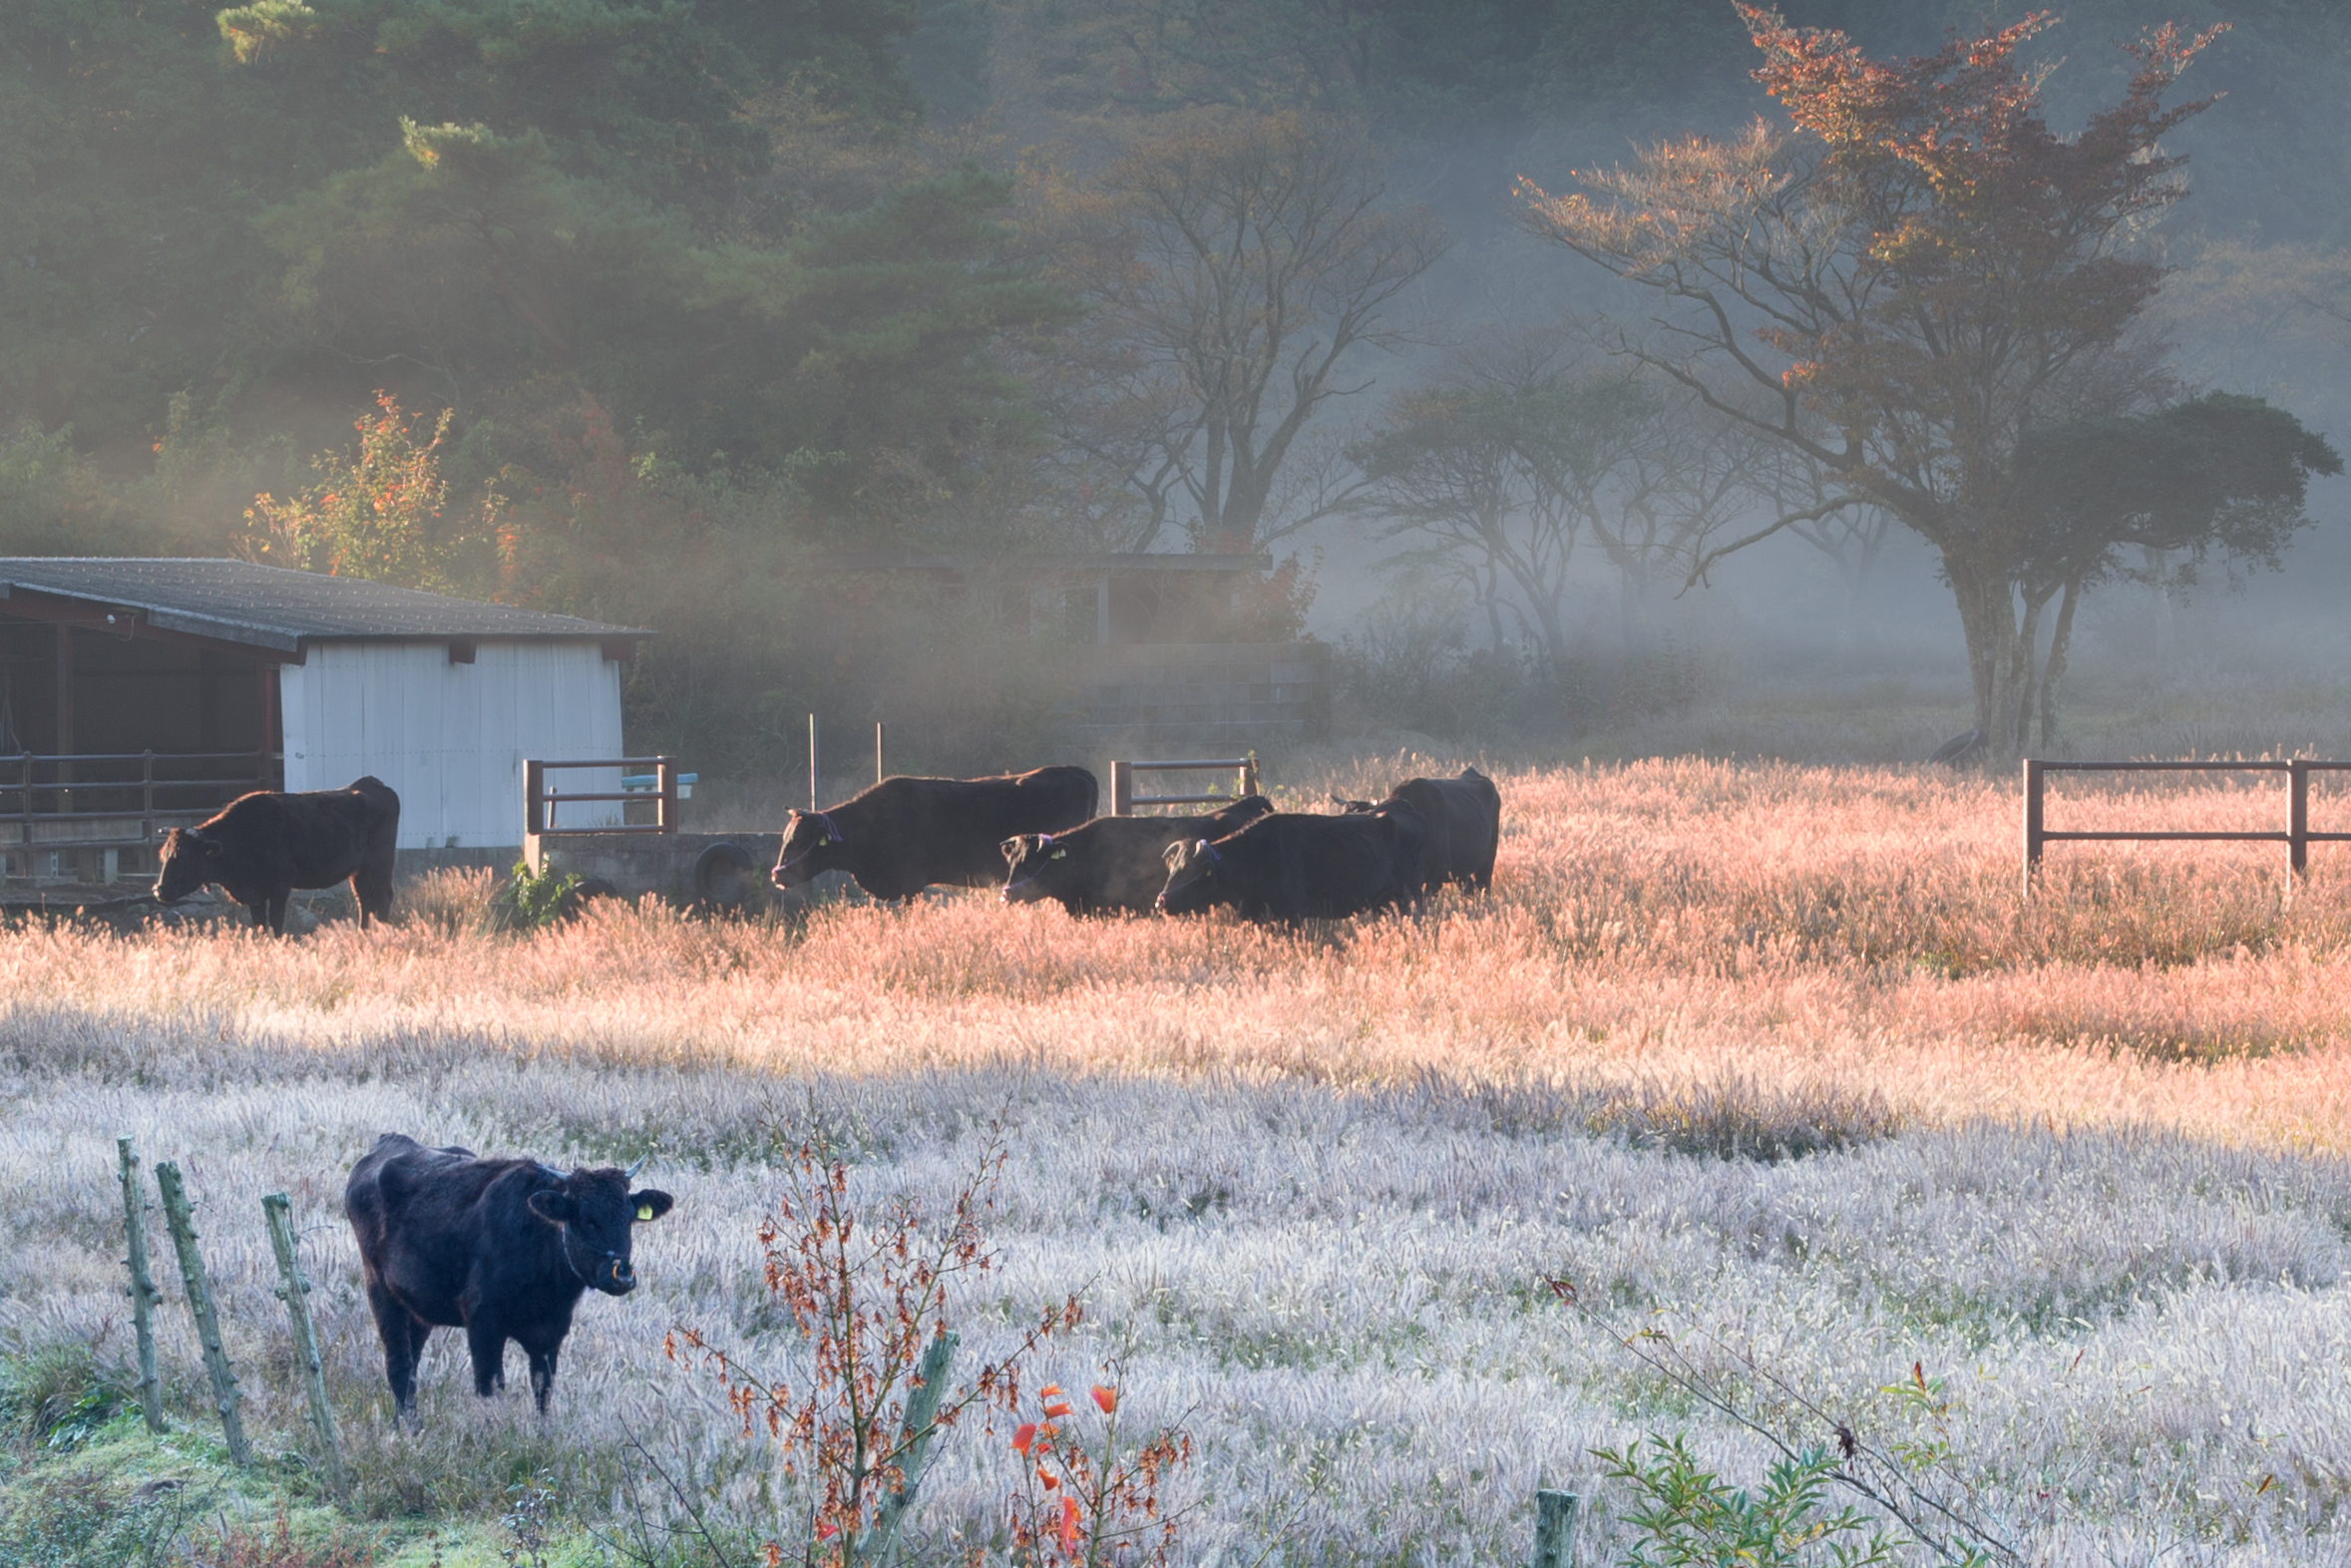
[2012, 588, 2050, 755]
[1946, 554, 2023, 755]
[2039, 575, 2083, 752]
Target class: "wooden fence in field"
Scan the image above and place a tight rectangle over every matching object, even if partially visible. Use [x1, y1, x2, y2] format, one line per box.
[2022, 758, 2351, 893]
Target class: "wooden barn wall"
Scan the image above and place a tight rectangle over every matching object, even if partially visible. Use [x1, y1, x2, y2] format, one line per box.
[280, 642, 623, 849]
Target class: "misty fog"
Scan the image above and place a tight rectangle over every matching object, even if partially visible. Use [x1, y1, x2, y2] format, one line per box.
[6, 0, 2349, 777]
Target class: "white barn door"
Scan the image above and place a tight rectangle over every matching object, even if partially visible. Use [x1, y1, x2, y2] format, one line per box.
[279, 642, 625, 849]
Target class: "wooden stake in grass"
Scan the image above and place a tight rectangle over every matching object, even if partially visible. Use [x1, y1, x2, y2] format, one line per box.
[264, 1192, 346, 1499]
[859, 1329, 958, 1562]
[155, 1160, 251, 1466]
[1532, 1488, 1580, 1568]
[116, 1136, 167, 1433]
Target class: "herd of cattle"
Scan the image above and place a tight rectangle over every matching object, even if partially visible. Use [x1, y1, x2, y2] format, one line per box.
[770, 763, 1501, 919]
[153, 763, 1502, 931]
[141, 765, 1499, 1418]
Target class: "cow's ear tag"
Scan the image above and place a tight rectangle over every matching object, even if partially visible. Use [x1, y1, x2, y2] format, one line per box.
[1049, 849, 1067, 860]
[636, 1202, 655, 1222]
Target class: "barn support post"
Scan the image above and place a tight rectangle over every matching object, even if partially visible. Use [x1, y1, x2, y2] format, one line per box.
[116, 1137, 168, 1433]
[154, 1160, 251, 1466]
[53, 623, 73, 816]
[263, 1193, 346, 1499]
[857, 1329, 958, 1564]
[1531, 1488, 1581, 1568]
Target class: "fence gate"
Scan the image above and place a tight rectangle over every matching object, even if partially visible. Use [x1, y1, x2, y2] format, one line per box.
[2021, 758, 2351, 895]
[1109, 755, 1261, 815]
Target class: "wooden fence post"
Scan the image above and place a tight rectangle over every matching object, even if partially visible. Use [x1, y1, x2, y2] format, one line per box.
[809, 713, 820, 811]
[154, 1160, 251, 1466]
[2020, 758, 2045, 898]
[263, 1193, 346, 1499]
[1109, 760, 1131, 817]
[876, 721, 886, 785]
[1533, 1488, 1581, 1568]
[2291, 759, 2310, 878]
[117, 1137, 167, 1433]
[1242, 751, 1260, 799]
[858, 1330, 958, 1564]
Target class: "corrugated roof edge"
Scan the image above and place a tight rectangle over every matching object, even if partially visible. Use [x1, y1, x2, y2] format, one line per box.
[0, 558, 652, 647]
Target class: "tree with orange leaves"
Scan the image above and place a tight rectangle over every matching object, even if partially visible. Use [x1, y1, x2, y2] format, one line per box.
[1520, 7, 2225, 756]
[238, 392, 494, 593]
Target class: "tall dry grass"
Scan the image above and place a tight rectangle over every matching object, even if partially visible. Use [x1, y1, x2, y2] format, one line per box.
[5, 758, 2351, 1563]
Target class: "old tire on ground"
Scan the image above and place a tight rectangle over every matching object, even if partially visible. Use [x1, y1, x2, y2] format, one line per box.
[693, 842, 755, 911]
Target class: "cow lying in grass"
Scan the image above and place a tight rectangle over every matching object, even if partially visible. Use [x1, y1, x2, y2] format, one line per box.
[154, 776, 400, 935]
[1156, 803, 1429, 920]
[1000, 795, 1274, 915]
[345, 1133, 673, 1419]
[771, 766, 1098, 900]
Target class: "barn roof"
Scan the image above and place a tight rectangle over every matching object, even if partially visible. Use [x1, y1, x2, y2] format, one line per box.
[0, 559, 649, 654]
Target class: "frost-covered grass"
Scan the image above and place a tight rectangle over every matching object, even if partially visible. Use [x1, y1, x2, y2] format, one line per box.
[5, 758, 2351, 1564]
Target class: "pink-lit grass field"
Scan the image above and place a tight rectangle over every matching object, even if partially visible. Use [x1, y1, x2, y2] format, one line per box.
[5, 757, 2350, 1564]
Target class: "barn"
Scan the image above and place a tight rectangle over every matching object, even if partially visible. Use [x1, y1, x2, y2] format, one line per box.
[0, 559, 647, 883]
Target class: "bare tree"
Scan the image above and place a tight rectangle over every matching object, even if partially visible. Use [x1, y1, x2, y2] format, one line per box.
[1033, 110, 1446, 552]
[1347, 334, 1746, 673]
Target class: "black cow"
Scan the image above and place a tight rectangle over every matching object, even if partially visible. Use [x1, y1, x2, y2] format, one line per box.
[1000, 796, 1274, 915]
[154, 776, 401, 935]
[1156, 804, 1428, 920]
[344, 1133, 674, 1418]
[770, 766, 1098, 900]
[1336, 768, 1501, 892]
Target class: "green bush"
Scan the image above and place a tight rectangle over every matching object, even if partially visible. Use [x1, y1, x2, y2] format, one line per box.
[1597, 1433, 1903, 1567]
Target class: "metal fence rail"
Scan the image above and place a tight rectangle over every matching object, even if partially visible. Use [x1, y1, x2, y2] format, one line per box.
[1108, 755, 1260, 815]
[2022, 758, 2351, 893]
[0, 749, 278, 857]
[525, 756, 680, 836]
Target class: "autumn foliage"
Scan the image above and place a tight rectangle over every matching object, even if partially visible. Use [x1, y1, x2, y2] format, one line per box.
[667, 1133, 1079, 1566]
[238, 391, 493, 592]
[1519, 8, 2235, 756]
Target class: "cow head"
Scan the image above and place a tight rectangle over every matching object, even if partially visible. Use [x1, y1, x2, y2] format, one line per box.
[771, 810, 844, 891]
[154, 828, 224, 904]
[526, 1167, 674, 1296]
[998, 833, 1071, 905]
[1155, 838, 1226, 916]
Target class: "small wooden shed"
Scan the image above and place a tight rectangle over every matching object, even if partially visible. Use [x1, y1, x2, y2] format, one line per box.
[0, 559, 647, 878]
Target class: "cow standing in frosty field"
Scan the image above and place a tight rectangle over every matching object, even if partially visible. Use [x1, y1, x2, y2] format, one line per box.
[770, 765, 1098, 899]
[344, 1133, 674, 1419]
[153, 775, 400, 935]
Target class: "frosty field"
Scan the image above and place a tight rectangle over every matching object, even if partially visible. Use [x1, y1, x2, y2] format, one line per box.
[4, 756, 2350, 1565]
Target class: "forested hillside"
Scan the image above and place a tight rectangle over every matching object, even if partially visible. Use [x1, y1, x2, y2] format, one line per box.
[6, 0, 2347, 770]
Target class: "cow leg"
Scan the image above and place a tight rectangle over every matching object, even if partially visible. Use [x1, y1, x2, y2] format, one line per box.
[524, 1339, 562, 1414]
[466, 1319, 510, 1397]
[352, 868, 394, 931]
[366, 1281, 424, 1416]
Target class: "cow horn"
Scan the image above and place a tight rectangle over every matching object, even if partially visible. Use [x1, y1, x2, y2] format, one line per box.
[538, 1161, 567, 1179]
[625, 1154, 647, 1178]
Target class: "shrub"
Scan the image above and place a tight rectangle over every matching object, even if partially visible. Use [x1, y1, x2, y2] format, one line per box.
[1597, 1434, 1902, 1568]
